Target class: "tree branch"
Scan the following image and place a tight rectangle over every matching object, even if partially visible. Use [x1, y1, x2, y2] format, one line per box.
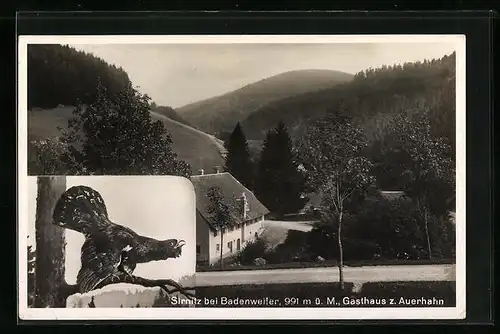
[340, 188, 355, 202]
[94, 274, 196, 301]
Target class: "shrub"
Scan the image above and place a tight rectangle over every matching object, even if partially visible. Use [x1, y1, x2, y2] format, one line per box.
[267, 230, 313, 263]
[236, 237, 268, 265]
[304, 197, 454, 262]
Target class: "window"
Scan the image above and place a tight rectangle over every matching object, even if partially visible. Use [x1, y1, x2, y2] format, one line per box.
[196, 245, 201, 254]
[236, 238, 241, 251]
[228, 241, 233, 253]
[254, 232, 258, 238]
[216, 244, 220, 251]
[213, 231, 218, 237]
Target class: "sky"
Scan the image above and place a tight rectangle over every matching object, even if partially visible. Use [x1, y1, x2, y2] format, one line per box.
[70, 42, 458, 108]
[26, 176, 196, 285]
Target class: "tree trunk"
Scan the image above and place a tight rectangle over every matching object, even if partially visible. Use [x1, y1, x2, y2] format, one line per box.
[220, 232, 224, 269]
[337, 211, 344, 290]
[423, 207, 432, 260]
[34, 176, 71, 308]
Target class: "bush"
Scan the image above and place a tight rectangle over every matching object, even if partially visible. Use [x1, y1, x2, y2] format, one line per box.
[267, 230, 314, 263]
[28, 137, 86, 175]
[304, 197, 455, 262]
[236, 237, 268, 265]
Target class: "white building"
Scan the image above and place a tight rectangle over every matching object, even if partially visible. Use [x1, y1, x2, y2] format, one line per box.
[190, 170, 270, 266]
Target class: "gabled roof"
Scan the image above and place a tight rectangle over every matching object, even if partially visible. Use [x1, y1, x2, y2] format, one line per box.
[190, 172, 270, 231]
[379, 190, 406, 201]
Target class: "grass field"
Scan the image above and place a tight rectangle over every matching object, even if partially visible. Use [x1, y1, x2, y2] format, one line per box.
[27, 106, 224, 172]
[195, 281, 456, 307]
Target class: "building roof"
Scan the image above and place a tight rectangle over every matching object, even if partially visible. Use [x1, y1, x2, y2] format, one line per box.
[379, 190, 406, 201]
[190, 172, 270, 231]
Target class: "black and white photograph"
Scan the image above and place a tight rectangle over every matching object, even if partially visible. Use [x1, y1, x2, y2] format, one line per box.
[18, 35, 465, 320]
[21, 176, 196, 313]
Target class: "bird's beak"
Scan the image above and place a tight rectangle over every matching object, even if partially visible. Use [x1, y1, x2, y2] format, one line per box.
[175, 240, 186, 249]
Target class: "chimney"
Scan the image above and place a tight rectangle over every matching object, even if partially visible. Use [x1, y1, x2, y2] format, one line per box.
[198, 168, 204, 175]
[240, 192, 249, 220]
[213, 165, 221, 174]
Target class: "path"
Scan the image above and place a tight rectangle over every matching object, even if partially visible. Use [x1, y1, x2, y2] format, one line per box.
[263, 220, 316, 232]
[150, 111, 227, 157]
[195, 264, 456, 287]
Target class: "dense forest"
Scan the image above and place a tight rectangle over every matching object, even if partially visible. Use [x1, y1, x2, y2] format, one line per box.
[28, 44, 131, 109]
[176, 69, 353, 135]
[241, 52, 456, 148]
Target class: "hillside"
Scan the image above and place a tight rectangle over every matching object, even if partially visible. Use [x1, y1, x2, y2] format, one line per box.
[241, 53, 456, 141]
[28, 107, 225, 173]
[176, 69, 353, 135]
[152, 105, 192, 127]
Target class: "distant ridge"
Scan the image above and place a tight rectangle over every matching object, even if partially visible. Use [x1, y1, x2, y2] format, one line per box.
[176, 69, 353, 136]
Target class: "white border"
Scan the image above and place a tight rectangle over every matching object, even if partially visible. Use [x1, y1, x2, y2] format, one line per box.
[17, 34, 466, 321]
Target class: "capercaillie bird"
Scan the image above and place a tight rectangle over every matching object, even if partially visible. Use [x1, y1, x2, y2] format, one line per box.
[52, 185, 186, 294]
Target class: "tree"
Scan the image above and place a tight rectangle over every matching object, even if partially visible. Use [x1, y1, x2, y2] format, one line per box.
[88, 296, 96, 308]
[383, 106, 455, 259]
[255, 121, 308, 217]
[152, 287, 173, 307]
[136, 303, 141, 308]
[60, 80, 191, 176]
[206, 186, 234, 269]
[298, 113, 374, 288]
[224, 122, 254, 189]
[34, 176, 79, 308]
[28, 44, 130, 109]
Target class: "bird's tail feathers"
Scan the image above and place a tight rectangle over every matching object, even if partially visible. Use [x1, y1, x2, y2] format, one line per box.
[52, 185, 109, 234]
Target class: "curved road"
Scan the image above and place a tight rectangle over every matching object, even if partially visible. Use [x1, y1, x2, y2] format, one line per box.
[195, 264, 456, 287]
[263, 220, 316, 232]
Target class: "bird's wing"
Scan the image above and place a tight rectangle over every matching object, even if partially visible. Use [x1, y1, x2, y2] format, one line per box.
[53, 185, 111, 236]
[77, 235, 122, 293]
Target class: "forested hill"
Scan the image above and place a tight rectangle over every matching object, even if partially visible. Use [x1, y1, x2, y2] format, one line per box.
[176, 69, 354, 136]
[241, 52, 456, 143]
[28, 44, 131, 109]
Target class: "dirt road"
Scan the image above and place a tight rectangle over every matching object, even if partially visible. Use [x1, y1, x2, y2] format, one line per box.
[195, 264, 456, 287]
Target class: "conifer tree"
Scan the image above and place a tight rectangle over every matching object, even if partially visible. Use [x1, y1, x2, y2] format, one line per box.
[224, 122, 254, 188]
[255, 120, 308, 217]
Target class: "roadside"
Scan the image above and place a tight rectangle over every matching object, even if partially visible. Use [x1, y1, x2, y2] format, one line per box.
[195, 264, 456, 287]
